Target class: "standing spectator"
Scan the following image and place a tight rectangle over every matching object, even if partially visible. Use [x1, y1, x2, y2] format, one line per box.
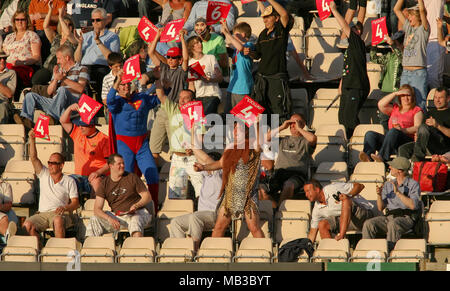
[2, 10, 41, 92]
[425, 0, 445, 89]
[0, 180, 18, 244]
[250, 0, 294, 125]
[394, 0, 429, 112]
[74, 7, 120, 101]
[330, 1, 369, 138]
[0, 51, 17, 124]
[32, 4, 78, 86]
[359, 85, 423, 163]
[0, 0, 19, 39]
[85, 153, 153, 238]
[398, 87, 450, 161]
[100, 52, 123, 121]
[148, 0, 192, 26]
[337, 0, 367, 48]
[68, 0, 123, 29]
[14, 45, 89, 128]
[187, 36, 223, 115]
[304, 180, 376, 243]
[148, 29, 188, 161]
[29, 0, 66, 62]
[362, 156, 421, 252]
[221, 20, 254, 114]
[183, 0, 236, 35]
[59, 104, 110, 197]
[23, 129, 79, 246]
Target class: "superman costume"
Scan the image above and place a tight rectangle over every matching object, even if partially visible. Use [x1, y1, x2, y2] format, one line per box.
[107, 87, 160, 210]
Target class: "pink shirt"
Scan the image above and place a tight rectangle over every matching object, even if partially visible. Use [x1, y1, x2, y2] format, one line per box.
[388, 104, 422, 138]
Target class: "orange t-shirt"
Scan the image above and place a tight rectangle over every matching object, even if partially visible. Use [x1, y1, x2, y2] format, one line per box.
[29, 0, 66, 31]
[70, 125, 110, 176]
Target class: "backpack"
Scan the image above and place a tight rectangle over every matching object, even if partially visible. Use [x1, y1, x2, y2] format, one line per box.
[278, 238, 314, 262]
[412, 161, 448, 192]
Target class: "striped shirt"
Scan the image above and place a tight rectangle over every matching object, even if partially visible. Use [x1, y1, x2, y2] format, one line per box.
[101, 71, 115, 102]
[51, 62, 90, 98]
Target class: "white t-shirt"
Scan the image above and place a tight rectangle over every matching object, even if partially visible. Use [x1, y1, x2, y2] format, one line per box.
[310, 182, 373, 229]
[197, 170, 222, 212]
[37, 167, 78, 212]
[425, 0, 444, 41]
[189, 54, 222, 99]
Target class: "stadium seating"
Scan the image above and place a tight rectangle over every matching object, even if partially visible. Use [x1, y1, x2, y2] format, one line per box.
[194, 237, 234, 263]
[311, 124, 347, 167]
[387, 239, 427, 263]
[305, 28, 341, 58]
[31, 125, 64, 164]
[80, 236, 116, 263]
[2, 160, 36, 205]
[156, 237, 195, 263]
[276, 238, 310, 262]
[235, 199, 273, 242]
[352, 161, 386, 176]
[425, 201, 450, 246]
[1, 235, 39, 262]
[309, 99, 340, 131]
[117, 237, 156, 263]
[349, 239, 388, 262]
[309, 52, 344, 81]
[348, 124, 385, 167]
[310, 238, 350, 262]
[39, 237, 82, 263]
[290, 88, 309, 122]
[312, 161, 348, 186]
[233, 237, 273, 263]
[0, 124, 25, 167]
[156, 199, 194, 244]
[274, 200, 311, 245]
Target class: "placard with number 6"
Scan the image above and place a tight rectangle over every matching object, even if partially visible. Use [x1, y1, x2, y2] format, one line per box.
[78, 94, 103, 125]
[180, 101, 205, 130]
[122, 54, 141, 84]
[230, 95, 265, 127]
[34, 113, 50, 140]
[138, 16, 158, 43]
[316, 0, 332, 21]
[206, 1, 232, 25]
[160, 19, 185, 43]
[371, 17, 388, 46]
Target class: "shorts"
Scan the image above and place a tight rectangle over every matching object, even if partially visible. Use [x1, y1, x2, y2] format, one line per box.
[26, 211, 76, 232]
[349, 0, 367, 10]
[326, 203, 374, 234]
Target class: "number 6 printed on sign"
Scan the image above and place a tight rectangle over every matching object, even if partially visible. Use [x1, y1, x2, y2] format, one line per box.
[206, 1, 232, 25]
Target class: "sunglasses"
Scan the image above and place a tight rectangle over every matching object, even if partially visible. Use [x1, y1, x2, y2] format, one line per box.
[91, 18, 103, 23]
[167, 56, 181, 59]
[48, 161, 62, 166]
[15, 18, 27, 22]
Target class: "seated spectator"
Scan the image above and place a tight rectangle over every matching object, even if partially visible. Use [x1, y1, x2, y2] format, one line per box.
[262, 113, 317, 207]
[398, 87, 450, 161]
[29, 0, 66, 62]
[0, 180, 18, 244]
[169, 148, 221, 251]
[85, 153, 153, 238]
[2, 9, 41, 91]
[74, 7, 120, 101]
[192, 17, 228, 75]
[183, 0, 235, 35]
[23, 129, 79, 246]
[221, 20, 254, 114]
[304, 179, 376, 243]
[187, 36, 223, 115]
[362, 156, 421, 252]
[68, 0, 123, 29]
[151, 0, 192, 26]
[14, 45, 89, 128]
[0, 50, 17, 124]
[32, 4, 78, 86]
[359, 84, 424, 163]
[60, 104, 110, 198]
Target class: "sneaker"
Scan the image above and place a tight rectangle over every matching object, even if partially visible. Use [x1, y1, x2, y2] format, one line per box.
[371, 154, 384, 163]
[337, 38, 349, 49]
[359, 151, 371, 162]
[5, 221, 17, 243]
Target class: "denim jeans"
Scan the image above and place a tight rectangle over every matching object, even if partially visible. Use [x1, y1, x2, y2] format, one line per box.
[21, 87, 79, 121]
[363, 128, 413, 162]
[381, 0, 399, 34]
[400, 68, 428, 113]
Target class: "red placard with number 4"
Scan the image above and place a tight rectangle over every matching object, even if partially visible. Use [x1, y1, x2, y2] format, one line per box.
[316, 0, 332, 21]
[160, 19, 185, 43]
[122, 54, 141, 84]
[180, 101, 205, 130]
[371, 17, 388, 46]
[78, 94, 103, 125]
[34, 113, 50, 140]
[206, 1, 232, 26]
[187, 61, 206, 81]
[138, 16, 158, 43]
[230, 95, 265, 127]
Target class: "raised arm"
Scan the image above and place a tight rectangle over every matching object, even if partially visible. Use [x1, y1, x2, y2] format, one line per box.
[267, 0, 289, 28]
[155, 79, 167, 104]
[437, 17, 447, 47]
[377, 91, 398, 116]
[329, 1, 351, 38]
[59, 103, 79, 134]
[43, 1, 57, 43]
[28, 129, 44, 175]
[418, 0, 429, 31]
[74, 33, 83, 63]
[180, 29, 188, 71]
[393, 0, 407, 29]
[221, 19, 244, 51]
[148, 28, 166, 67]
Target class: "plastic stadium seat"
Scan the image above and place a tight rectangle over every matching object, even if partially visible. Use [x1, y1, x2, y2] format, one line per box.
[313, 162, 348, 186]
[349, 239, 388, 262]
[2, 160, 36, 205]
[275, 200, 311, 244]
[0, 124, 26, 167]
[313, 88, 339, 100]
[425, 201, 450, 245]
[110, 17, 141, 33]
[96, 124, 109, 136]
[387, 239, 426, 263]
[311, 124, 347, 167]
[32, 125, 64, 164]
[1, 235, 39, 262]
[309, 99, 340, 131]
[156, 237, 195, 263]
[309, 52, 344, 81]
[62, 161, 75, 175]
[233, 237, 273, 263]
[235, 16, 265, 37]
[80, 236, 116, 263]
[349, 173, 384, 202]
[235, 199, 273, 242]
[305, 28, 341, 58]
[290, 88, 309, 122]
[156, 199, 194, 244]
[310, 238, 350, 262]
[39, 237, 82, 263]
[290, 16, 305, 54]
[358, 98, 380, 124]
[194, 237, 233, 263]
[361, 16, 379, 47]
[117, 237, 156, 263]
[309, 17, 340, 29]
[353, 161, 385, 176]
[348, 124, 385, 168]
[277, 238, 310, 262]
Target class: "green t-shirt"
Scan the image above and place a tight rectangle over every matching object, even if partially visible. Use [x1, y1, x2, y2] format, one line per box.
[202, 33, 227, 62]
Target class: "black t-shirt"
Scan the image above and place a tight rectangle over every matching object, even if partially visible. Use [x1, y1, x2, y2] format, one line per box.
[428, 107, 450, 145]
[70, 0, 122, 28]
[255, 15, 294, 76]
[341, 30, 370, 90]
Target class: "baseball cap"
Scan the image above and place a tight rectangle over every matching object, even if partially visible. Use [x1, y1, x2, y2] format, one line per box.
[73, 116, 100, 127]
[387, 156, 411, 171]
[166, 47, 182, 58]
[261, 6, 279, 17]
